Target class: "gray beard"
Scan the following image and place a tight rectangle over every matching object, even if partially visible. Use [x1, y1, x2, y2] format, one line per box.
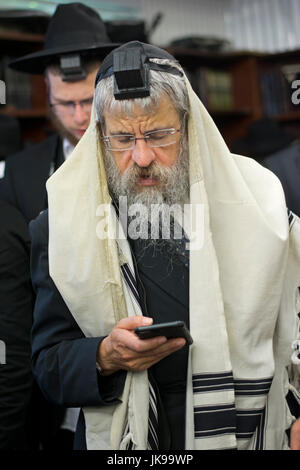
[103, 142, 189, 205]
[103, 142, 190, 257]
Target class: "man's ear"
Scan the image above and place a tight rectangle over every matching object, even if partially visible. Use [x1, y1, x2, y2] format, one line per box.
[97, 121, 107, 137]
[44, 74, 51, 104]
[44, 73, 49, 94]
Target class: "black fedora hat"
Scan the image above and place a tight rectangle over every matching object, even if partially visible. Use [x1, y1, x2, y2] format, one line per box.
[9, 3, 119, 74]
[231, 118, 296, 159]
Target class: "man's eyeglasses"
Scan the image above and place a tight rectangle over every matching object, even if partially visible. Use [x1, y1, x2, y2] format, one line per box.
[49, 97, 93, 115]
[101, 128, 180, 151]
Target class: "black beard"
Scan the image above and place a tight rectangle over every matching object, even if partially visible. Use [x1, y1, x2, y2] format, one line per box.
[130, 219, 190, 273]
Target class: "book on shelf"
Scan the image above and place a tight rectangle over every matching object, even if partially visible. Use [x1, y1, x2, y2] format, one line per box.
[195, 67, 233, 111]
[182, 66, 233, 111]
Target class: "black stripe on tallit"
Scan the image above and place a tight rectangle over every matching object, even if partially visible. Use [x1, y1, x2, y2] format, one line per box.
[234, 378, 271, 448]
[148, 380, 159, 450]
[288, 208, 296, 230]
[120, 263, 142, 309]
[192, 372, 272, 447]
[234, 377, 273, 396]
[236, 408, 266, 440]
[194, 403, 236, 439]
[120, 261, 159, 450]
[255, 406, 267, 450]
[193, 371, 235, 394]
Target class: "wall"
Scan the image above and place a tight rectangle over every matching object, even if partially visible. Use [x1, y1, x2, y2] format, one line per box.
[121, 0, 300, 52]
[117, 0, 229, 47]
[2, 0, 300, 52]
[224, 0, 300, 52]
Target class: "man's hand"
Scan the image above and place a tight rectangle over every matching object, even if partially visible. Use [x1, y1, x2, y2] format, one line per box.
[290, 418, 300, 449]
[97, 316, 186, 375]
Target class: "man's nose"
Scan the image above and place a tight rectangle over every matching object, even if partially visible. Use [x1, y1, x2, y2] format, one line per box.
[131, 139, 156, 167]
[73, 103, 90, 125]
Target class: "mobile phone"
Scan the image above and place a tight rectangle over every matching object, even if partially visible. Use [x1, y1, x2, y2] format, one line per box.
[134, 320, 193, 345]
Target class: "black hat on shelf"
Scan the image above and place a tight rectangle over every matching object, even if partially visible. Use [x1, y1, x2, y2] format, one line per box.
[0, 114, 22, 159]
[231, 118, 296, 159]
[9, 3, 119, 75]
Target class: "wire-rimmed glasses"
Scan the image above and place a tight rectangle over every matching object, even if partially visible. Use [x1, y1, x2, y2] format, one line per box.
[101, 128, 180, 151]
[49, 97, 93, 115]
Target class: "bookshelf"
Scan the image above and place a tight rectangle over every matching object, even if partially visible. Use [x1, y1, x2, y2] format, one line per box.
[0, 106, 47, 118]
[0, 30, 44, 42]
[1, 29, 300, 150]
[0, 30, 50, 145]
[276, 110, 300, 122]
[168, 47, 300, 150]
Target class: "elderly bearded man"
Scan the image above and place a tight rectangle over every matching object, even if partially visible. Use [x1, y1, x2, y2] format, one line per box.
[30, 42, 300, 450]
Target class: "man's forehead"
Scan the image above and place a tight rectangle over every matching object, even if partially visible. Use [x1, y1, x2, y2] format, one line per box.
[103, 95, 179, 130]
[47, 67, 98, 100]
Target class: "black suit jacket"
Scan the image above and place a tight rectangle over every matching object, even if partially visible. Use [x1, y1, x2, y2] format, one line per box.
[29, 210, 126, 449]
[30, 210, 190, 449]
[0, 202, 34, 449]
[262, 142, 300, 217]
[0, 136, 72, 448]
[0, 134, 64, 223]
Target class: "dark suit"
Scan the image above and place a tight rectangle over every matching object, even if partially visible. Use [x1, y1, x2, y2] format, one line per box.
[0, 134, 64, 223]
[30, 210, 126, 449]
[0, 135, 74, 448]
[30, 210, 189, 449]
[0, 202, 34, 449]
[262, 142, 300, 217]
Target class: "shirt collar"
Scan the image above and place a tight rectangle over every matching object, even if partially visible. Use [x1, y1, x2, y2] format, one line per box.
[63, 138, 75, 160]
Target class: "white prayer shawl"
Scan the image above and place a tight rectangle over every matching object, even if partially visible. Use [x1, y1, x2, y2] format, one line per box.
[46, 76, 300, 450]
